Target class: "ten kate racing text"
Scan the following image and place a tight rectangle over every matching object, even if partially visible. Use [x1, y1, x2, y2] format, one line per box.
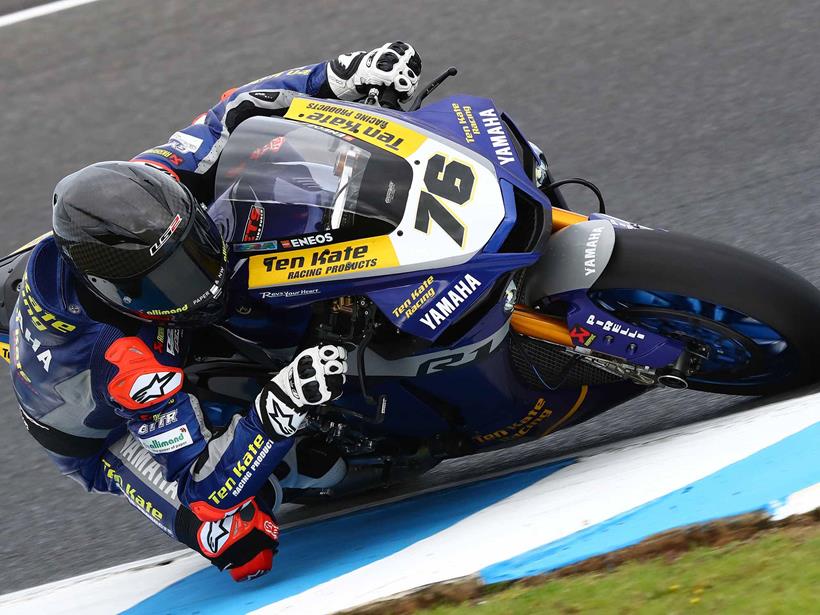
[249, 236, 397, 287]
[262, 242, 378, 281]
[473, 398, 553, 444]
[208, 434, 273, 506]
[286, 100, 423, 156]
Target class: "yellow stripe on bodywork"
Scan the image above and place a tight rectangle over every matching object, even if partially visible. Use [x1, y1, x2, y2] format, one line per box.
[540, 385, 588, 438]
[285, 98, 426, 158]
[248, 235, 399, 288]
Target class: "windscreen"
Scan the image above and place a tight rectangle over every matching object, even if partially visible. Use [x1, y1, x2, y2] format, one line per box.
[215, 115, 412, 240]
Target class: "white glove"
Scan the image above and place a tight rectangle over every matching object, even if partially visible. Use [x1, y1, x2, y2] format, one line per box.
[254, 345, 347, 438]
[327, 42, 422, 101]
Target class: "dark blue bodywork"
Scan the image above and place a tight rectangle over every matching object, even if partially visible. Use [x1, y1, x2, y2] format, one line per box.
[204, 94, 655, 452]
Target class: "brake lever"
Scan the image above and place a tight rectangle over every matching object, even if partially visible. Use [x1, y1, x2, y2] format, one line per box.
[407, 66, 458, 112]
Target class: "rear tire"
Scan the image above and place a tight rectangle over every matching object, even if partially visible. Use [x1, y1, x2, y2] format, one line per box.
[588, 229, 820, 395]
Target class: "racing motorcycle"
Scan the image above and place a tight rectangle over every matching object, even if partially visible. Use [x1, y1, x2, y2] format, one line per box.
[3, 69, 820, 501]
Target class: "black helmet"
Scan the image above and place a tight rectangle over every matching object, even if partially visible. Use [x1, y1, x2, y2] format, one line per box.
[53, 161, 228, 327]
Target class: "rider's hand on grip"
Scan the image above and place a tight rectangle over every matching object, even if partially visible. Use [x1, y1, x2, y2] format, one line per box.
[254, 345, 348, 438]
[328, 42, 421, 101]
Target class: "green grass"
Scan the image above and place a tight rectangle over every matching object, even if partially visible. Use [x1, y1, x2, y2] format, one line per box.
[419, 524, 820, 615]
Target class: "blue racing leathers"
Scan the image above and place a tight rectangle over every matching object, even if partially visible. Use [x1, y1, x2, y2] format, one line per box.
[8, 54, 358, 544]
[132, 61, 335, 205]
[10, 238, 291, 538]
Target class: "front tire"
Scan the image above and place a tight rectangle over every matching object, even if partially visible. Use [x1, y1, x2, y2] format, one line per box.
[587, 229, 820, 396]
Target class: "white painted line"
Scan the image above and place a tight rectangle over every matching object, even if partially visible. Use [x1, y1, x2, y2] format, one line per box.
[0, 0, 104, 28]
[0, 550, 205, 615]
[770, 482, 820, 520]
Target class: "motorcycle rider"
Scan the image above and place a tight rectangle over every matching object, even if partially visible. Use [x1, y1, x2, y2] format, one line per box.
[8, 42, 421, 581]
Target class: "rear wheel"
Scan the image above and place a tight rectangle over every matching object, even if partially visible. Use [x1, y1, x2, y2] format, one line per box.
[587, 229, 820, 395]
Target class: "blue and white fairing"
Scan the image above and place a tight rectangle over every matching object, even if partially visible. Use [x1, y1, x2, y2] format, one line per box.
[210, 95, 550, 345]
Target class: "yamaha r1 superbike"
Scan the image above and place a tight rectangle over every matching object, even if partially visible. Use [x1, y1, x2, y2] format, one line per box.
[3, 69, 820, 501]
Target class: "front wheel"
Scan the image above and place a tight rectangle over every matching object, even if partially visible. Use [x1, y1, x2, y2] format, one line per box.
[587, 229, 820, 396]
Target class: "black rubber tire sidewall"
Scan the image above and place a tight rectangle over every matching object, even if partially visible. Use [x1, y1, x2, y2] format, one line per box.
[590, 229, 820, 395]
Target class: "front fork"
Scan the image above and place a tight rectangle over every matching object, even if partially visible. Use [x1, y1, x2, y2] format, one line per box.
[511, 213, 690, 387]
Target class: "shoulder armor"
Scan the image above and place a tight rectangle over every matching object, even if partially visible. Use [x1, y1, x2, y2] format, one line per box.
[105, 337, 184, 410]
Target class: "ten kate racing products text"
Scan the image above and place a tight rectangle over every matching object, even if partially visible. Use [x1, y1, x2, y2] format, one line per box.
[208, 434, 273, 506]
[248, 236, 398, 287]
[284, 99, 425, 157]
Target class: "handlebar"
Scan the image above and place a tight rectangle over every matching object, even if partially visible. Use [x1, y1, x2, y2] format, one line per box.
[362, 67, 459, 112]
[363, 85, 403, 110]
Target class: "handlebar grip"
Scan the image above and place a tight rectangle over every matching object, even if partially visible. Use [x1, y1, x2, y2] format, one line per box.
[378, 87, 402, 111]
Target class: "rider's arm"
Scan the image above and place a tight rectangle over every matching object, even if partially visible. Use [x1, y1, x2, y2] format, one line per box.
[95, 337, 346, 522]
[98, 336, 293, 520]
[131, 42, 421, 204]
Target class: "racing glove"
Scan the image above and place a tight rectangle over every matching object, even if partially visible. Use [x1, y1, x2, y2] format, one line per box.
[327, 41, 422, 101]
[179, 498, 281, 582]
[254, 345, 348, 439]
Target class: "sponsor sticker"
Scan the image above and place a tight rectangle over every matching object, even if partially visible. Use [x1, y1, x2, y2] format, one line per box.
[473, 398, 554, 444]
[137, 409, 178, 435]
[165, 329, 181, 356]
[451, 102, 482, 144]
[145, 148, 184, 166]
[139, 424, 193, 454]
[259, 288, 321, 299]
[207, 434, 273, 505]
[0, 340, 9, 364]
[477, 108, 516, 166]
[168, 131, 203, 154]
[233, 240, 278, 253]
[417, 273, 482, 331]
[280, 231, 333, 250]
[242, 204, 265, 242]
[392, 276, 436, 320]
[585, 314, 646, 340]
[584, 226, 605, 276]
[101, 457, 168, 522]
[569, 325, 596, 347]
[285, 98, 425, 158]
[19, 278, 77, 334]
[153, 327, 166, 353]
[248, 236, 399, 288]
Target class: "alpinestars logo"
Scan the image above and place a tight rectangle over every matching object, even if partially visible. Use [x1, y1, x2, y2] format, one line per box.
[200, 517, 232, 556]
[129, 372, 182, 404]
[258, 391, 299, 436]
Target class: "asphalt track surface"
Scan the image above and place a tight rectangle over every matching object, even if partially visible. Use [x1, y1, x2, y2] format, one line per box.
[1, 0, 820, 595]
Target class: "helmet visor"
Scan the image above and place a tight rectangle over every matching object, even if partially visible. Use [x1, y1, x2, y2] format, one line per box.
[87, 207, 228, 326]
